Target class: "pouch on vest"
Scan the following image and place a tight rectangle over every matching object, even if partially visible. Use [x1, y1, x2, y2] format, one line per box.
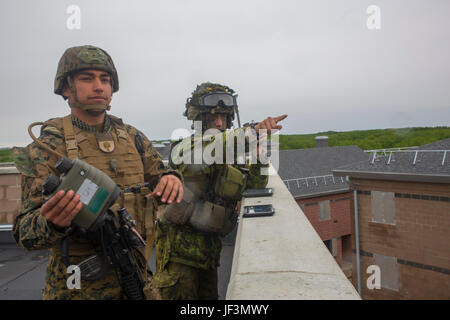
[214, 165, 247, 201]
[111, 193, 156, 269]
[121, 192, 139, 232]
[143, 192, 158, 260]
[162, 186, 196, 225]
[189, 201, 227, 233]
[118, 189, 151, 239]
[163, 186, 228, 234]
[219, 207, 238, 237]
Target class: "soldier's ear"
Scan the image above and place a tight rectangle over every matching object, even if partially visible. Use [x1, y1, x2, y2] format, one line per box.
[61, 83, 70, 101]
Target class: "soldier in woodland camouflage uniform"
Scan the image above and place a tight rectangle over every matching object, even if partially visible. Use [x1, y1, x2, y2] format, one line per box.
[12, 45, 183, 299]
[153, 82, 287, 299]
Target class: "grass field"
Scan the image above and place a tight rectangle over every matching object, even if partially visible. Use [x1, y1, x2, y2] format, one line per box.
[278, 126, 450, 150]
[0, 149, 13, 163]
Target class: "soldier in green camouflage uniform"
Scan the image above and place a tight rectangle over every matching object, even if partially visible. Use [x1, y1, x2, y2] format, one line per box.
[153, 82, 287, 299]
[12, 45, 183, 299]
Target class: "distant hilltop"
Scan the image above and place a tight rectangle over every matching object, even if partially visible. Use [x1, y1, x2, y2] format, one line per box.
[278, 126, 450, 150]
[0, 142, 30, 149]
[155, 126, 450, 151]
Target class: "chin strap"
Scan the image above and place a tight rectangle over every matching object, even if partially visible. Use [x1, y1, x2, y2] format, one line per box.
[67, 76, 111, 112]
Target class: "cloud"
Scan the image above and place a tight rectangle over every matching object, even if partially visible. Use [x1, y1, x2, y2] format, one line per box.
[1, 0, 449, 148]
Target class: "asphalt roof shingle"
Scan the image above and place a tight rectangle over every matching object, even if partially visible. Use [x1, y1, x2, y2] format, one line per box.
[333, 138, 450, 183]
[278, 145, 369, 198]
[154, 143, 171, 161]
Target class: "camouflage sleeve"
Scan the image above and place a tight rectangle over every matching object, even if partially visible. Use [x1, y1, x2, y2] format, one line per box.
[222, 127, 269, 189]
[125, 125, 183, 190]
[170, 131, 268, 189]
[11, 130, 70, 250]
[171, 130, 250, 167]
[245, 163, 269, 189]
[202, 127, 269, 164]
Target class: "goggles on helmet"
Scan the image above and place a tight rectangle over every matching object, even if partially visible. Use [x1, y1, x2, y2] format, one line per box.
[200, 93, 235, 107]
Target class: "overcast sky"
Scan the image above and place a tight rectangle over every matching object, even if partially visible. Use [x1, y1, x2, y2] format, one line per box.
[1, 0, 449, 147]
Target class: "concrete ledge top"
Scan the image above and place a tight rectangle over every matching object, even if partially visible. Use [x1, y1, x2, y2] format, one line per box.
[226, 166, 360, 300]
[0, 165, 19, 174]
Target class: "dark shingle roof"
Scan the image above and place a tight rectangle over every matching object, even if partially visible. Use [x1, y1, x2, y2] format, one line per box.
[333, 138, 450, 183]
[278, 145, 369, 199]
[154, 144, 171, 161]
[417, 138, 450, 150]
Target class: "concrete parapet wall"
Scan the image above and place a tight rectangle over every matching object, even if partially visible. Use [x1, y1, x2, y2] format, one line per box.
[226, 166, 360, 300]
[0, 164, 20, 226]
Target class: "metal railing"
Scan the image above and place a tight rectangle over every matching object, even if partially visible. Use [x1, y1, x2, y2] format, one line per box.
[364, 146, 419, 154]
[283, 174, 346, 190]
[0, 224, 13, 232]
[367, 149, 449, 166]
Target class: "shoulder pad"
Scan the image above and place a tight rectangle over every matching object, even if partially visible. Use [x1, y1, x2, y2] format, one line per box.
[108, 114, 124, 126]
[42, 126, 63, 138]
[11, 146, 35, 177]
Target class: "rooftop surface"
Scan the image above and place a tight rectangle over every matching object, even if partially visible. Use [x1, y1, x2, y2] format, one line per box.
[0, 228, 237, 300]
[278, 145, 370, 198]
[333, 138, 450, 183]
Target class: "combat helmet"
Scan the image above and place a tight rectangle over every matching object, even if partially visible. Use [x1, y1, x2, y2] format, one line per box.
[54, 45, 119, 111]
[184, 82, 238, 130]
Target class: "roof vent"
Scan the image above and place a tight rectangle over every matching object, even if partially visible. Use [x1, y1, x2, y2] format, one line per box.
[315, 136, 329, 148]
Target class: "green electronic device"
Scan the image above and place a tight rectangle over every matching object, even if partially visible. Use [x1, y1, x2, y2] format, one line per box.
[43, 157, 122, 231]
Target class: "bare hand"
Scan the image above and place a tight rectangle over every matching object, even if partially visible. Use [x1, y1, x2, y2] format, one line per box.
[40, 190, 82, 228]
[254, 114, 288, 135]
[151, 174, 184, 204]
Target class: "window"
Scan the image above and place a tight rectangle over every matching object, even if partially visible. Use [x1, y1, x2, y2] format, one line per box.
[371, 191, 396, 225]
[318, 200, 331, 221]
[373, 253, 399, 291]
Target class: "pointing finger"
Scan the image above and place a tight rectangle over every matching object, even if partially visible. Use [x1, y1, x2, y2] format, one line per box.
[274, 114, 288, 122]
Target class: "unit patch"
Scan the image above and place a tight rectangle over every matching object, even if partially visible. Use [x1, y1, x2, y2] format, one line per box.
[95, 132, 115, 153]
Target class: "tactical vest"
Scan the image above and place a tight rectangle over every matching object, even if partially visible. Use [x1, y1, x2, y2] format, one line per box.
[155, 136, 247, 272]
[45, 115, 157, 260]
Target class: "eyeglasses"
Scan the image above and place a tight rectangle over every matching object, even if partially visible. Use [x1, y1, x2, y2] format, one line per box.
[200, 93, 235, 107]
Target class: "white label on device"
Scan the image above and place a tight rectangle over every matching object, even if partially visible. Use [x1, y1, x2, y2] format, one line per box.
[76, 178, 99, 205]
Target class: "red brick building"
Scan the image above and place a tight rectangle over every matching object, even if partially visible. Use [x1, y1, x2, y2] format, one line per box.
[333, 138, 450, 299]
[279, 137, 369, 278]
[297, 192, 353, 269]
[0, 163, 20, 228]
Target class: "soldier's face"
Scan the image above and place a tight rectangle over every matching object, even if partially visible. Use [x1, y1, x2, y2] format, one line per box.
[63, 69, 112, 114]
[205, 113, 227, 131]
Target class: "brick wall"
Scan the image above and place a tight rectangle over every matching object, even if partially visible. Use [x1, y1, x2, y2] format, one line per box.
[350, 178, 450, 299]
[297, 192, 352, 241]
[296, 192, 353, 275]
[0, 170, 21, 224]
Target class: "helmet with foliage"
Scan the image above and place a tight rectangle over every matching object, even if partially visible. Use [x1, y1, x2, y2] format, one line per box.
[54, 45, 119, 111]
[184, 82, 237, 129]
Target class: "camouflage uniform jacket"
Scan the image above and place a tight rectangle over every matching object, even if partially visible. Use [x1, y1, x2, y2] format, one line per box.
[155, 129, 268, 272]
[12, 114, 181, 299]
